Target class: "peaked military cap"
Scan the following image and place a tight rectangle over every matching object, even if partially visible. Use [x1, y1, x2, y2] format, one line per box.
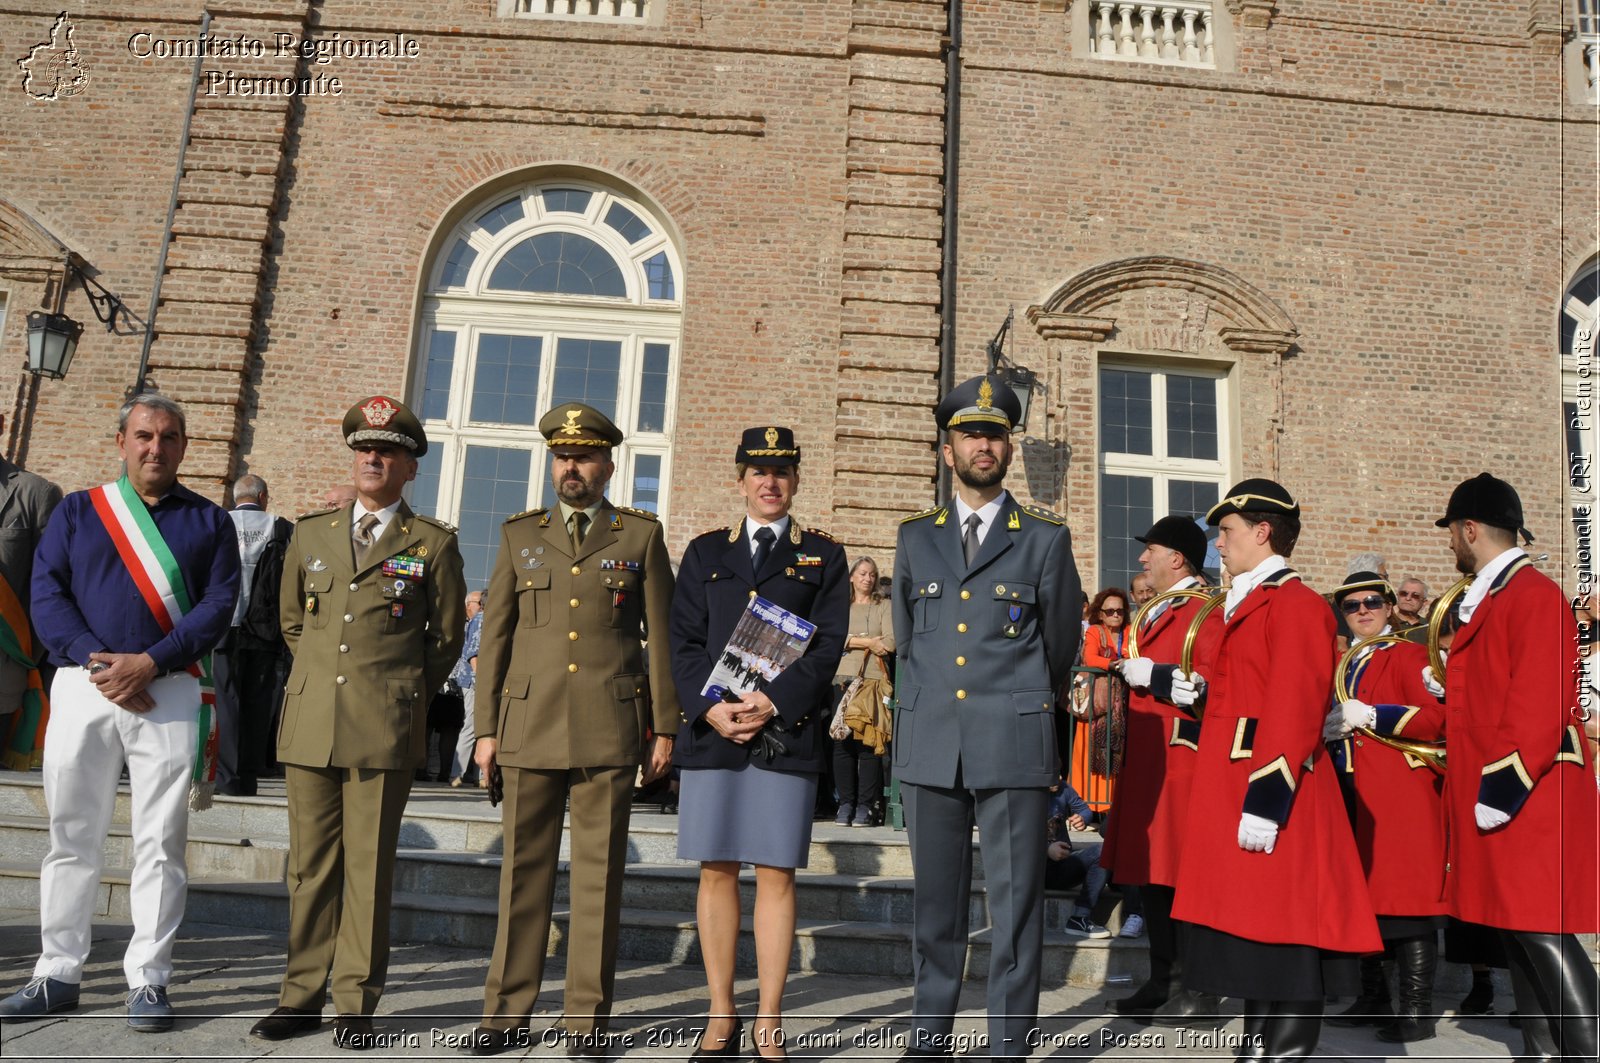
[344, 395, 427, 457]
[1332, 570, 1395, 606]
[736, 426, 801, 466]
[1136, 515, 1209, 576]
[539, 402, 624, 450]
[1435, 472, 1533, 543]
[1206, 477, 1300, 526]
[935, 373, 1019, 436]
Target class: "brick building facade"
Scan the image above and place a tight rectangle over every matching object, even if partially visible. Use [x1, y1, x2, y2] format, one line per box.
[2, 0, 1595, 596]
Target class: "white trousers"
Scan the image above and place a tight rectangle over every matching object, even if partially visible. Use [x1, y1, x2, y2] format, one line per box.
[451, 686, 477, 780]
[36, 667, 198, 988]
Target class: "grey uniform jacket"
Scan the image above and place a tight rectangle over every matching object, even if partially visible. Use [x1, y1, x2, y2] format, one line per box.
[891, 492, 1081, 790]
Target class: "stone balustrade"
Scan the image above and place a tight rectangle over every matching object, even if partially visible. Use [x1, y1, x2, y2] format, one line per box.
[1087, 0, 1216, 68]
[509, 0, 649, 17]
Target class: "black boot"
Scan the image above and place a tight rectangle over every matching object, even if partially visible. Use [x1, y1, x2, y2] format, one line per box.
[1116, 885, 1179, 1017]
[1508, 930, 1600, 1063]
[1325, 954, 1391, 1027]
[1376, 934, 1437, 1043]
[1262, 1000, 1322, 1061]
[1148, 988, 1224, 1027]
[1504, 936, 1559, 1062]
[1234, 1002, 1268, 1062]
[1458, 967, 1496, 1015]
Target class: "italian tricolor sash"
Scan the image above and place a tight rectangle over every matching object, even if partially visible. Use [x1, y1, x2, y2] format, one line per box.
[89, 476, 218, 811]
[0, 573, 48, 771]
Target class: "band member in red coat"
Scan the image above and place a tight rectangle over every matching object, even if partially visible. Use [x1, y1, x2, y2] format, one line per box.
[1432, 473, 1598, 1062]
[1101, 516, 1224, 1024]
[1170, 478, 1380, 1061]
[1320, 572, 1446, 1044]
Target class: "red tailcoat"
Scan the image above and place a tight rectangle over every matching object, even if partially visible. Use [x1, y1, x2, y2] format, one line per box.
[1443, 558, 1599, 933]
[1172, 572, 1381, 953]
[1338, 639, 1448, 917]
[1100, 593, 1223, 887]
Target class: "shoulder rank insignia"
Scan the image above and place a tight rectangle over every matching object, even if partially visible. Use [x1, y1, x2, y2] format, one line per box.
[296, 505, 338, 522]
[804, 526, 836, 543]
[726, 525, 741, 544]
[901, 506, 944, 525]
[507, 507, 548, 522]
[615, 505, 659, 522]
[1020, 504, 1064, 525]
[415, 513, 457, 534]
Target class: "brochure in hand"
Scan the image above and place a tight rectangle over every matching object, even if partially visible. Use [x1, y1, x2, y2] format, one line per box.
[700, 595, 816, 700]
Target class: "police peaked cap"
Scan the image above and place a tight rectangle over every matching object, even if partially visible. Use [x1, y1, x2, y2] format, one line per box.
[1135, 515, 1209, 576]
[1435, 472, 1534, 543]
[935, 374, 1020, 436]
[1206, 478, 1300, 526]
[344, 396, 427, 457]
[736, 426, 801, 466]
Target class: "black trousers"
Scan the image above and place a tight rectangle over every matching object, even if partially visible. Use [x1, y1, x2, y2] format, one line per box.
[222, 636, 288, 786]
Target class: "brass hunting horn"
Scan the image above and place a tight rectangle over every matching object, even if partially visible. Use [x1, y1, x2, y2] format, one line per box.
[1334, 632, 1446, 774]
[1125, 585, 1225, 718]
[1426, 575, 1474, 684]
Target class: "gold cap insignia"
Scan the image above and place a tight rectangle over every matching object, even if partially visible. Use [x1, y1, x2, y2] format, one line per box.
[764, 427, 779, 448]
[362, 396, 398, 428]
[560, 409, 584, 436]
[977, 378, 994, 410]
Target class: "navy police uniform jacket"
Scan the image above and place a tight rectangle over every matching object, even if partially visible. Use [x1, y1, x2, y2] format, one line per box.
[891, 492, 1081, 790]
[669, 521, 848, 773]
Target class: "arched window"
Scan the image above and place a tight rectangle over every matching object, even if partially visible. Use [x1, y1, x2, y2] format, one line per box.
[410, 178, 682, 588]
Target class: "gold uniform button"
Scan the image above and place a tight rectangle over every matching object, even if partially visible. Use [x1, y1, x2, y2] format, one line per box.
[525, 579, 534, 587]
[960, 589, 971, 600]
[570, 598, 580, 607]
[995, 584, 1006, 594]
[1011, 592, 1020, 599]
[336, 675, 347, 685]
[571, 565, 581, 575]
[568, 663, 579, 673]
[956, 656, 966, 666]
[956, 689, 967, 699]
[749, 590, 758, 599]
[957, 623, 968, 633]
[569, 631, 579, 641]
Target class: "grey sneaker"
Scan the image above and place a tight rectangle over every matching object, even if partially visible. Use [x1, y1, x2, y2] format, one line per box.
[833, 804, 854, 826]
[0, 976, 79, 1020]
[127, 984, 174, 1032]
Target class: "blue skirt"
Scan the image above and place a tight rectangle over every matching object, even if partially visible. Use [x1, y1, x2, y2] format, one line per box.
[676, 761, 818, 869]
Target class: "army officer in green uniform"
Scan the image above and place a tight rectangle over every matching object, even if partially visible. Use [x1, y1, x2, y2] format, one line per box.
[249, 396, 466, 1050]
[465, 403, 680, 1058]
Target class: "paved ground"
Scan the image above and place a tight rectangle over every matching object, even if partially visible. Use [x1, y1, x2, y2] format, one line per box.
[0, 908, 1534, 1062]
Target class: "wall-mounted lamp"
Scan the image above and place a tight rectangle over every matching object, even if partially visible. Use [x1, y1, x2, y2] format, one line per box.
[25, 252, 138, 380]
[986, 306, 1041, 433]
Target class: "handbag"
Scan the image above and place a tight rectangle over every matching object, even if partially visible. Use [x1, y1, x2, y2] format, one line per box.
[830, 656, 869, 741]
[841, 655, 894, 753]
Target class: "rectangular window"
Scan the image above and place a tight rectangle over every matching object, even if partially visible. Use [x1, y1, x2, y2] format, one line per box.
[421, 330, 456, 422]
[552, 337, 623, 420]
[1099, 363, 1229, 592]
[458, 446, 534, 589]
[504, 0, 650, 19]
[637, 343, 671, 432]
[471, 334, 543, 425]
[631, 453, 663, 513]
[408, 447, 443, 517]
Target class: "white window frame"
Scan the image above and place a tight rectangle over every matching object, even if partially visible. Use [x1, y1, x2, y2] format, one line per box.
[412, 179, 682, 582]
[1097, 357, 1233, 584]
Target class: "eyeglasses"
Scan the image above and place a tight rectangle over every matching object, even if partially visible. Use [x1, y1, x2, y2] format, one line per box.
[1397, 590, 1424, 599]
[1101, 607, 1126, 616]
[1340, 595, 1387, 615]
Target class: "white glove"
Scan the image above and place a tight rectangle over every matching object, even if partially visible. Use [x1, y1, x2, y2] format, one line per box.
[1322, 699, 1376, 742]
[1238, 812, 1278, 853]
[1116, 656, 1155, 689]
[1170, 670, 1206, 708]
[1474, 803, 1511, 831]
[1421, 665, 1444, 699]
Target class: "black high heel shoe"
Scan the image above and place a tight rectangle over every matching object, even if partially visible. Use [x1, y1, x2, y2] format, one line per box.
[689, 1017, 743, 1060]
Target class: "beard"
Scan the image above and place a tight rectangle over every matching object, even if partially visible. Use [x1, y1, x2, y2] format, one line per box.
[557, 472, 603, 507]
[953, 449, 1009, 489]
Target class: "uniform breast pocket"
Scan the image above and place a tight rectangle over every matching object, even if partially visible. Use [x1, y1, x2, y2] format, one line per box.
[601, 571, 640, 629]
[912, 582, 942, 633]
[303, 572, 334, 630]
[992, 581, 1037, 638]
[517, 569, 551, 628]
[380, 577, 423, 634]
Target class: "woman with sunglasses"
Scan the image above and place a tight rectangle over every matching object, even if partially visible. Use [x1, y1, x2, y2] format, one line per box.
[1321, 571, 1447, 1044]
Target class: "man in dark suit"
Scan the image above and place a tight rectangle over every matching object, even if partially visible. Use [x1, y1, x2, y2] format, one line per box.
[891, 375, 1082, 1062]
[465, 403, 681, 1058]
[250, 396, 465, 1050]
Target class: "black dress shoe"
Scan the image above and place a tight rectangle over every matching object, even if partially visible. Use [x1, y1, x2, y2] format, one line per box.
[566, 1029, 611, 1059]
[249, 1006, 322, 1041]
[1147, 989, 1224, 1028]
[334, 1015, 376, 1051]
[689, 1017, 742, 1060]
[463, 1026, 527, 1056]
[1112, 980, 1171, 1015]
